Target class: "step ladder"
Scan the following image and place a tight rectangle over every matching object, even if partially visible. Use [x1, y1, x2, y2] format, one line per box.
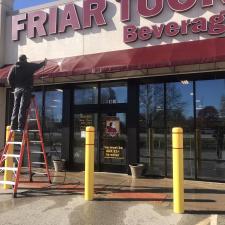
[0, 95, 51, 197]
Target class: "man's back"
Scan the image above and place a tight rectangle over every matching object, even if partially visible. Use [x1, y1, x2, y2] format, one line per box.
[8, 60, 45, 89]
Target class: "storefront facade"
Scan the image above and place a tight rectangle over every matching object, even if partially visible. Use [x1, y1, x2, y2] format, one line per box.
[1, 0, 225, 182]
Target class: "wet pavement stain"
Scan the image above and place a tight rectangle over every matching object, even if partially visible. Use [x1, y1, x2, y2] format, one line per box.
[69, 201, 130, 225]
[124, 204, 183, 225]
[0, 196, 85, 225]
[0, 172, 225, 225]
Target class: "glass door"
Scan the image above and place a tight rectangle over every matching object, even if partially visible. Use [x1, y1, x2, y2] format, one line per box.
[73, 113, 98, 170]
[100, 113, 127, 172]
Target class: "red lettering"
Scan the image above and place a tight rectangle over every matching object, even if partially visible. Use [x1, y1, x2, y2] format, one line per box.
[138, 26, 152, 40]
[202, 0, 225, 7]
[83, 0, 107, 28]
[27, 11, 47, 38]
[167, 0, 197, 12]
[202, 0, 213, 7]
[165, 22, 180, 36]
[123, 25, 138, 43]
[138, 0, 163, 18]
[208, 14, 225, 35]
[152, 24, 165, 38]
[180, 19, 191, 35]
[121, 0, 131, 22]
[58, 3, 80, 33]
[191, 18, 207, 33]
[12, 13, 27, 41]
[49, 7, 58, 35]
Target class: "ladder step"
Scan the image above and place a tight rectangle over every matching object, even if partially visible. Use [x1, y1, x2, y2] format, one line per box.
[28, 119, 37, 121]
[29, 141, 41, 144]
[32, 171, 47, 175]
[3, 154, 20, 158]
[11, 130, 23, 133]
[0, 181, 15, 185]
[0, 167, 18, 171]
[7, 142, 22, 145]
[32, 162, 45, 165]
[28, 130, 39, 132]
[31, 151, 43, 154]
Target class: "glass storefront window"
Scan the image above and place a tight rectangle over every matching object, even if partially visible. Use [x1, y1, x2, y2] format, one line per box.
[101, 82, 127, 104]
[74, 84, 98, 105]
[139, 83, 165, 176]
[166, 81, 194, 178]
[196, 79, 225, 181]
[32, 91, 43, 120]
[139, 81, 194, 178]
[44, 90, 63, 162]
[8, 77, 225, 181]
[166, 81, 194, 129]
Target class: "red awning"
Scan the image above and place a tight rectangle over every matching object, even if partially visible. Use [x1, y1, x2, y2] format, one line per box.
[1, 37, 225, 84]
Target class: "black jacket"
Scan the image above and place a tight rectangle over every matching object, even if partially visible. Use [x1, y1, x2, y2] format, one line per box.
[7, 60, 45, 89]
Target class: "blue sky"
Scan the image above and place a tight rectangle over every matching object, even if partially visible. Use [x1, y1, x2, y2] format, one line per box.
[14, 0, 56, 10]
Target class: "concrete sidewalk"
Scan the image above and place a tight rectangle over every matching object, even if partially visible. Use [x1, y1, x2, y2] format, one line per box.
[0, 171, 225, 225]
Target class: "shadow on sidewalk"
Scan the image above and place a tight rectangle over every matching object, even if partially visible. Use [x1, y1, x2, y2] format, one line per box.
[185, 210, 225, 215]
[97, 186, 225, 195]
[95, 198, 215, 203]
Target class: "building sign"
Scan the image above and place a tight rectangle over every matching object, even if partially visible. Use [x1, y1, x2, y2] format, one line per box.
[104, 145, 124, 159]
[12, 0, 225, 43]
[12, 0, 107, 41]
[105, 117, 120, 137]
[124, 11, 225, 43]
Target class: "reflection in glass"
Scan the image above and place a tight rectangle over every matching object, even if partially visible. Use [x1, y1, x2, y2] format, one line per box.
[139, 82, 194, 178]
[73, 113, 98, 167]
[74, 84, 98, 105]
[166, 82, 194, 178]
[139, 83, 165, 176]
[32, 91, 43, 120]
[44, 90, 63, 163]
[101, 82, 127, 104]
[196, 79, 225, 181]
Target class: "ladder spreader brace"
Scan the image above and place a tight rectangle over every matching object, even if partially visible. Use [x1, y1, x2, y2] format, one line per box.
[0, 95, 51, 197]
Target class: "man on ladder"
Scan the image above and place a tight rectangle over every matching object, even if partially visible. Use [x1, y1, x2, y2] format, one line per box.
[7, 54, 47, 131]
[0, 55, 51, 197]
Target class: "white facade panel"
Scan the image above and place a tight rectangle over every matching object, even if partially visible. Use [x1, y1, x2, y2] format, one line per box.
[4, 0, 225, 64]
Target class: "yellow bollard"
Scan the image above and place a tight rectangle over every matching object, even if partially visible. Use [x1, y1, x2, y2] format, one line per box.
[84, 126, 95, 201]
[3, 126, 14, 189]
[172, 127, 184, 214]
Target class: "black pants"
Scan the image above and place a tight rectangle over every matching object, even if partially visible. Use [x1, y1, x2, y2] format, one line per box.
[11, 88, 32, 130]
